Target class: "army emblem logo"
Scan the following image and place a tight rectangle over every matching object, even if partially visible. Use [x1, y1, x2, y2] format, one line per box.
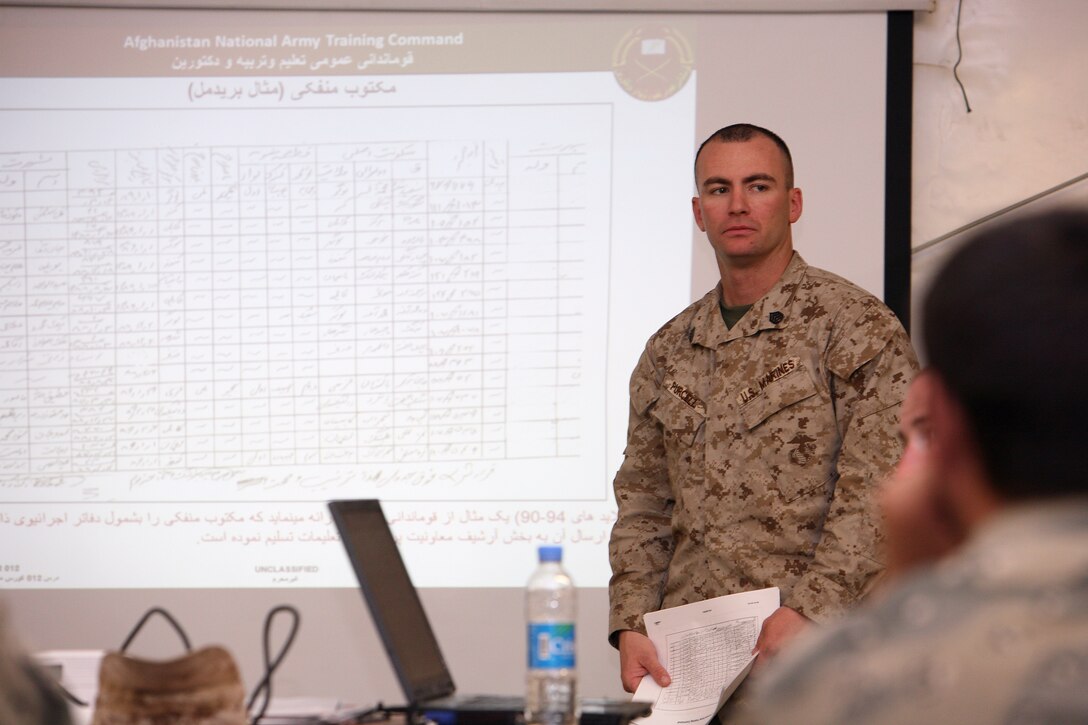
[612, 25, 693, 102]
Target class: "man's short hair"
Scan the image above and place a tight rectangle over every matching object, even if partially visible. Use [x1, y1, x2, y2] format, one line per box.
[922, 208, 1088, 501]
[693, 123, 795, 188]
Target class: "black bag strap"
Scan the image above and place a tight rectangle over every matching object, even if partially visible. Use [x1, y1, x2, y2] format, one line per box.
[119, 606, 193, 654]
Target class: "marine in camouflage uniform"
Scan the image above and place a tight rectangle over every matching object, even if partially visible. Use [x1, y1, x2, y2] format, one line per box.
[608, 124, 918, 686]
[608, 252, 917, 641]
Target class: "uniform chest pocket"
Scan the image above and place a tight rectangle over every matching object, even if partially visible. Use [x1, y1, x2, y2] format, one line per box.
[739, 364, 820, 431]
[649, 389, 706, 447]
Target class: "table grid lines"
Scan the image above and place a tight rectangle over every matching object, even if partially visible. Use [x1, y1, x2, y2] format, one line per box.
[662, 618, 758, 707]
[0, 139, 594, 474]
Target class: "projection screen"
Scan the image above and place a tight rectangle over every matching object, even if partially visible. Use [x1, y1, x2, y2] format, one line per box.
[0, 5, 901, 593]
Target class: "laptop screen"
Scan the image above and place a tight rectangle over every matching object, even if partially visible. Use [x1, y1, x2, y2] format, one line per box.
[329, 499, 456, 704]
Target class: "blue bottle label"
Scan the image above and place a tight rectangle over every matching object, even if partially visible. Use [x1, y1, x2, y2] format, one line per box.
[528, 622, 575, 669]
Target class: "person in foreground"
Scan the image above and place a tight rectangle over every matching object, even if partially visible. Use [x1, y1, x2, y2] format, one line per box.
[0, 604, 71, 725]
[741, 208, 1088, 724]
[607, 123, 918, 694]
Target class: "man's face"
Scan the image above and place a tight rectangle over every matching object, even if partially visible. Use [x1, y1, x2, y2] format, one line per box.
[880, 373, 964, 576]
[691, 135, 802, 269]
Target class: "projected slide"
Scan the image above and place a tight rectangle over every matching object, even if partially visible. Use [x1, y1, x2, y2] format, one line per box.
[0, 7, 891, 591]
[0, 9, 698, 587]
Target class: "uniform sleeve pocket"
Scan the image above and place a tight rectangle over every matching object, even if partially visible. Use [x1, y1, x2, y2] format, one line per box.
[649, 389, 706, 447]
[740, 364, 820, 431]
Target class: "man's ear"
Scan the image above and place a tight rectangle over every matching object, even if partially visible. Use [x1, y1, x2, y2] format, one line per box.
[692, 196, 706, 232]
[691, 194, 709, 231]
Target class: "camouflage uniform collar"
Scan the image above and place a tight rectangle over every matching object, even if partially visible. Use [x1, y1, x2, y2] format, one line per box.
[690, 252, 806, 347]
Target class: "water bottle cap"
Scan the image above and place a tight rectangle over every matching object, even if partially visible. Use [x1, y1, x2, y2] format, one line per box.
[538, 545, 562, 562]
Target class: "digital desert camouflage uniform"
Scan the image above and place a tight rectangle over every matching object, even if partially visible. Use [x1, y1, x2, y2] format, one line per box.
[608, 253, 918, 641]
[739, 501, 1088, 724]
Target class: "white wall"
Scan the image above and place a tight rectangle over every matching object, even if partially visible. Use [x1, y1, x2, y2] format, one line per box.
[910, 0, 1088, 347]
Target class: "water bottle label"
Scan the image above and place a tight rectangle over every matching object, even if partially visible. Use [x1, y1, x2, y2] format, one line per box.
[527, 622, 575, 669]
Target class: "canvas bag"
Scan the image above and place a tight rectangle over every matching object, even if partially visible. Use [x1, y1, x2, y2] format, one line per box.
[91, 608, 246, 725]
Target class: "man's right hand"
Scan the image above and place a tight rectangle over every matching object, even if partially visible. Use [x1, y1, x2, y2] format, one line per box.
[618, 630, 671, 693]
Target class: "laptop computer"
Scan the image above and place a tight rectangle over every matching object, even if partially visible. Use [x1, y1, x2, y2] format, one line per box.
[327, 499, 651, 725]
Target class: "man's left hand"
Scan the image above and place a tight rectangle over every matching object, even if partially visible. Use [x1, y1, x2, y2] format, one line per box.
[752, 606, 810, 669]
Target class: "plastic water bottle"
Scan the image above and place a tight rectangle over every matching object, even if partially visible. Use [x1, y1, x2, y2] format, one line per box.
[525, 545, 577, 725]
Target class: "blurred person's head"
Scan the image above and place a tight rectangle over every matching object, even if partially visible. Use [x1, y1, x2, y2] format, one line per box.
[0, 604, 72, 725]
[880, 209, 1088, 574]
[923, 208, 1088, 503]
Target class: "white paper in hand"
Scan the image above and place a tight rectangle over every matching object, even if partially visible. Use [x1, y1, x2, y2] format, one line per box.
[630, 587, 779, 725]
